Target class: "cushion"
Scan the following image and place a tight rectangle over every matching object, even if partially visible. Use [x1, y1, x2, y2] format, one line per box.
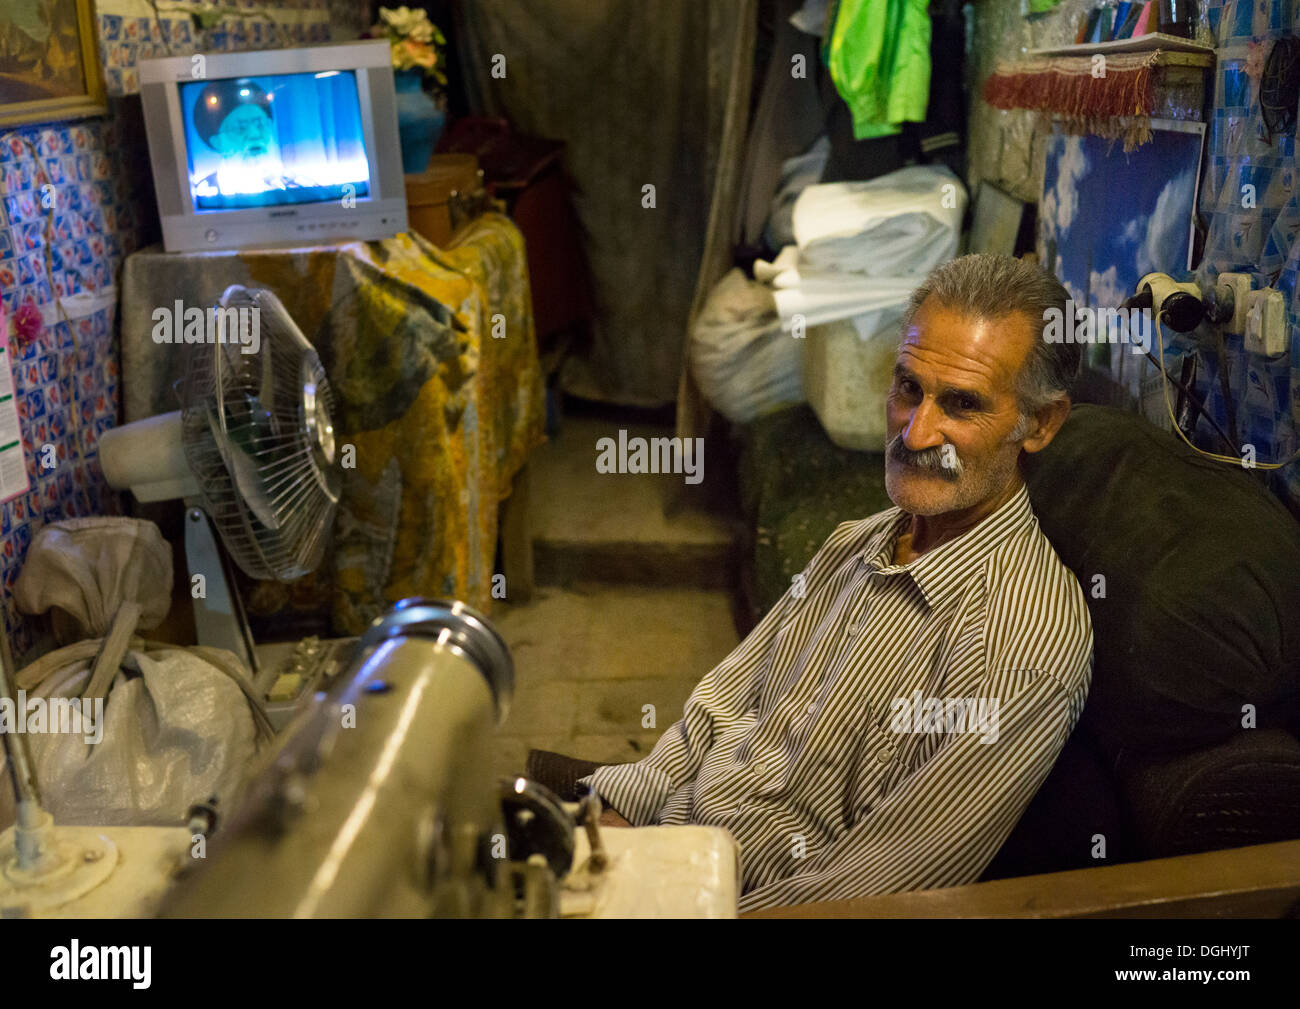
[737, 404, 893, 619]
[1022, 404, 1300, 766]
[981, 729, 1129, 879]
[1121, 728, 1300, 857]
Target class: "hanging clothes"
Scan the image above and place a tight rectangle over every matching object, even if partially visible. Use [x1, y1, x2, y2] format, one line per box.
[824, 0, 932, 140]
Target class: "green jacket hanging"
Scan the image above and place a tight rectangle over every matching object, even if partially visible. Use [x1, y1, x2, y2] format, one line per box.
[824, 0, 932, 140]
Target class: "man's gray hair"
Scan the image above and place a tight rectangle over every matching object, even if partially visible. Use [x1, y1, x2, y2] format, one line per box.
[900, 254, 1081, 436]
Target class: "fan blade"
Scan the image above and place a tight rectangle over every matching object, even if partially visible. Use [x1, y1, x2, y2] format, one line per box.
[207, 405, 281, 532]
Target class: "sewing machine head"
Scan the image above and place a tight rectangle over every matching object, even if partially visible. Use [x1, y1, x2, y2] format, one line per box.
[158, 598, 622, 918]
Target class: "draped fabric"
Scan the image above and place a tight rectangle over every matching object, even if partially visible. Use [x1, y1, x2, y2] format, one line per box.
[676, 0, 759, 449]
[455, 0, 756, 407]
[733, 1, 836, 252]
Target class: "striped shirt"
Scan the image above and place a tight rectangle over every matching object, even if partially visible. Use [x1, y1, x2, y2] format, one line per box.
[581, 480, 1093, 912]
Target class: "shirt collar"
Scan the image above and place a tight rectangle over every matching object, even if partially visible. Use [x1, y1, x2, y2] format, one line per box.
[861, 482, 1036, 608]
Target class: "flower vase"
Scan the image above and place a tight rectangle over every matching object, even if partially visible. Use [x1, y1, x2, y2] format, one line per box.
[394, 69, 444, 175]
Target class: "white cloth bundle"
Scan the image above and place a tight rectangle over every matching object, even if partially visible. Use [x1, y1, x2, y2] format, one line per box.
[754, 245, 922, 335]
[752, 164, 967, 341]
[792, 164, 965, 276]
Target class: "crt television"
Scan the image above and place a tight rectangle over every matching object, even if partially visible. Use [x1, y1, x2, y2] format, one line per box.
[139, 41, 407, 253]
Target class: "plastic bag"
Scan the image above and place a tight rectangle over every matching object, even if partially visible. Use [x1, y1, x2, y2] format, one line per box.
[0, 642, 260, 827]
[689, 268, 804, 424]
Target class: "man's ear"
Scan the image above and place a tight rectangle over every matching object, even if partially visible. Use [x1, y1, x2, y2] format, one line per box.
[1020, 395, 1071, 454]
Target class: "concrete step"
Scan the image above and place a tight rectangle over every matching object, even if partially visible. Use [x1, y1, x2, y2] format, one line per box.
[528, 416, 738, 589]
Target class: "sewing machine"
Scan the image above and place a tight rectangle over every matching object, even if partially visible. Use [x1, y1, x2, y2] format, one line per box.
[1, 599, 738, 918]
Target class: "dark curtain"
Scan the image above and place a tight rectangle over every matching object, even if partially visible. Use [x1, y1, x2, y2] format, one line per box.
[454, 0, 757, 407]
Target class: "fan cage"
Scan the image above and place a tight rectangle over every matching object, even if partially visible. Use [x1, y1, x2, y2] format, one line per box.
[178, 287, 342, 582]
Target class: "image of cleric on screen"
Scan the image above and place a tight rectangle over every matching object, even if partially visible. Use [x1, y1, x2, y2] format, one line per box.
[181, 72, 372, 211]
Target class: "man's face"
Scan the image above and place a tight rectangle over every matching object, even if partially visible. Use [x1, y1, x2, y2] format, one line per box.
[209, 102, 273, 161]
[884, 298, 1037, 517]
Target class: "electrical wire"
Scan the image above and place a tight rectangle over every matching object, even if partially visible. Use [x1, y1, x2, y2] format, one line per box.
[1153, 309, 1300, 469]
[1139, 343, 1238, 454]
[1260, 36, 1300, 144]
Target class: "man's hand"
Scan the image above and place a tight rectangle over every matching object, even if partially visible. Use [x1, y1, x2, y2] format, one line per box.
[598, 807, 631, 828]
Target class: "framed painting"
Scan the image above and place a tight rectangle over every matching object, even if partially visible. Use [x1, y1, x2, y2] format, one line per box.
[0, 0, 107, 127]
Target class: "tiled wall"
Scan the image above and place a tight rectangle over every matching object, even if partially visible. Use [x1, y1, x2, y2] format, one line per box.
[0, 0, 369, 658]
[96, 0, 337, 97]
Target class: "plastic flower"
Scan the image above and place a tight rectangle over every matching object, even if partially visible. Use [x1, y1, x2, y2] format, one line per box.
[393, 39, 438, 72]
[13, 301, 42, 344]
[376, 7, 434, 44]
[373, 6, 447, 83]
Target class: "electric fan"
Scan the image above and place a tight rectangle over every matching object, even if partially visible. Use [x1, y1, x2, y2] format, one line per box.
[99, 284, 348, 718]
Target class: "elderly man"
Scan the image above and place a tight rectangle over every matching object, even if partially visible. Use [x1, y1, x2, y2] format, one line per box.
[581, 253, 1093, 912]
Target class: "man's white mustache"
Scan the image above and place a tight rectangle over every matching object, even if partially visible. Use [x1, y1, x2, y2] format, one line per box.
[886, 433, 962, 479]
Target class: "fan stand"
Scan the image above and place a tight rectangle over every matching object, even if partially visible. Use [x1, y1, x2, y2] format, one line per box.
[182, 503, 358, 730]
[184, 504, 259, 679]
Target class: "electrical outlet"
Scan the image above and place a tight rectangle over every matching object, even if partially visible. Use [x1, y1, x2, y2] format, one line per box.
[1243, 288, 1288, 357]
[1260, 289, 1288, 356]
[1217, 272, 1253, 335]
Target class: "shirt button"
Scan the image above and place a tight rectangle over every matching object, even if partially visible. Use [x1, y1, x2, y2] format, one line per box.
[846, 624, 859, 636]
[877, 745, 895, 764]
[753, 762, 767, 776]
[806, 703, 817, 715]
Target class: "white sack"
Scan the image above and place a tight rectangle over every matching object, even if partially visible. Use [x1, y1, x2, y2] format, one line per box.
[13, 517, 172, 644]
[690, 268, 804, 424]
[793, 164, 965, 276]
[0, 645, 258, 827]
[2, 517, 261, 830]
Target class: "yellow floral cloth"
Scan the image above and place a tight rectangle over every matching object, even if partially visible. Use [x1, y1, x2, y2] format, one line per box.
[326, 218, 547, 631]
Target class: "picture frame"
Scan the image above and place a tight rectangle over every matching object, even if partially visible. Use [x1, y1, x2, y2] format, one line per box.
[0, 0, 107, 128]
[967, 180, 1029, 258]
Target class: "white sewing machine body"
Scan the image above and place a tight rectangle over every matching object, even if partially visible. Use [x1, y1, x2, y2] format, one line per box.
[2, 599, 739, 919]
[562, 826, 738, 918]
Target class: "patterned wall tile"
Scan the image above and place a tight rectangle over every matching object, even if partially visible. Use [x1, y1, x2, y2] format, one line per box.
[95, 0, 338, 96]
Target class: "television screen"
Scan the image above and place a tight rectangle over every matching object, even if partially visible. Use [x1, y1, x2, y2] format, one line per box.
[179, 70, 372, 212]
